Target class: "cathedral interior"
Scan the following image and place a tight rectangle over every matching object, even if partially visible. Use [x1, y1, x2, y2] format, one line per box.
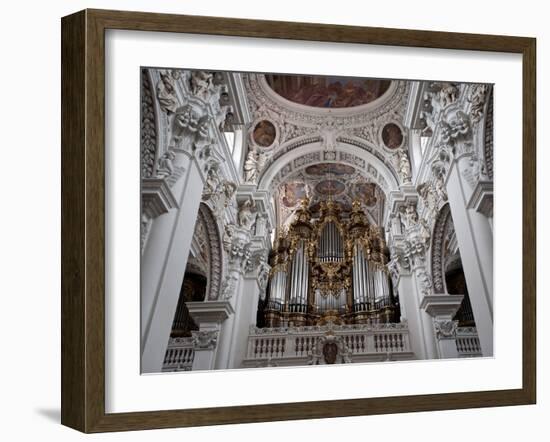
[140, 69, 493, 373]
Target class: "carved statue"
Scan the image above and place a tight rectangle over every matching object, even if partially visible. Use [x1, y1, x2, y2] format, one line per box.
[190, 71, 215, 99]
[170, 104, 201, 150]
[389, 212, 403, 235]
[438, 82, 459, 108]
[469, 84, 490, 122]
[243, 147, 258, 183]
[156, 71, 178, 114]
[204, 163, 222, 195]
[396, 148, 412, 184]
[194, 115, 211, 150]
[423, 90, 439, 115]
[238, 198, 257, 230]
[427, 82, 459, 110]
[223, 181, 237, 200]
[402, 202, 418, 229]
[257, 255, 271, 296]
[387, 256, 400, 287]
[156, 150, 175, 178]
[454, 111, 470, 137]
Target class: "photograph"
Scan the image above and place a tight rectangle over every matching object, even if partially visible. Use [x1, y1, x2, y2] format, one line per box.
[140, 68, 494, 373]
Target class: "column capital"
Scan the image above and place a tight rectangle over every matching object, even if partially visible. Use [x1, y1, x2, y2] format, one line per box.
[420, 294, 464, 319]
[186, 300, 235, 327]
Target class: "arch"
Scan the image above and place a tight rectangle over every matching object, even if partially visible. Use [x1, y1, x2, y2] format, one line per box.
[258, 140, 400, 197]
[194, 203, 224, 301]
[430, 203, 452, 293]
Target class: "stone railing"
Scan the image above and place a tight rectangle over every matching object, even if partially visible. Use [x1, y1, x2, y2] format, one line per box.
[242, 322, 414, 367]
[162, 337, 195, 372]
[455, 327, 483, 357]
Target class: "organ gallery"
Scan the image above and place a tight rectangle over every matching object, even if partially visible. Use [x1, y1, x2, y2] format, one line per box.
[139, 69, 494, 372]
[265, 198, 397, 327]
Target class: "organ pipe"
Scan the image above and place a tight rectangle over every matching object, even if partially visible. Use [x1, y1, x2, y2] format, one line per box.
[264, 198, 397, 325]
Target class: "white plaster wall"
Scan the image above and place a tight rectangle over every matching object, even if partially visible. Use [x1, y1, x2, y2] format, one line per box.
[0, 1, 547, 442]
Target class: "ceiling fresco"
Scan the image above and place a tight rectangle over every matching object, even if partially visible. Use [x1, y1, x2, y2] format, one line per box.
[381, 123, 404, 149]
[304, 163, 356, 176]
[252, 120, 277, 147]
[265, 74, 392, 109]
[275, 162, 385, 229]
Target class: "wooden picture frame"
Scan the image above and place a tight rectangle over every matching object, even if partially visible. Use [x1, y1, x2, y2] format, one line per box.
[61, 8, 536, 433]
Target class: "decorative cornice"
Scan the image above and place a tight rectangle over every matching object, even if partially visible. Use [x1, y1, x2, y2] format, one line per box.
[186, 300, 235, 325]
[420, 294, 464, 318]
[467, 181, 493, 218]
[141, 178, 179, 218]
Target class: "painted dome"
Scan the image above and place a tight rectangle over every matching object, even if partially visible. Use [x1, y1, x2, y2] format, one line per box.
[265, 74, 391, 109]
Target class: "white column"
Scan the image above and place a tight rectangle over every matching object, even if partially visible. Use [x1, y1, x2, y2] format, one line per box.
[141, 157, 205, 373]
[446, 158, 493, 357]
[393, 270, 428, 360]
[420, 294, 463, 359]
[411, 269, 438, 360]
[215, 277, 243, 369]
[227, 274, 261, 369]
[187, 301, 234, 371]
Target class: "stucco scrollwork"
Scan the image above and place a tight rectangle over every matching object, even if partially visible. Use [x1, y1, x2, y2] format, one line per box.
[430, 204, 452, 293]
[221, 220, 254, 300]
[243, 146, 269, 184]
[433, 319, 458, 340]
[191, 330, 219, 350]
[191, 204, 224, 301]
[141, 70, 158, 178]
[156, 70, 179, 115]
[415, 268, 434, 298]
[468, 83, 490, 123]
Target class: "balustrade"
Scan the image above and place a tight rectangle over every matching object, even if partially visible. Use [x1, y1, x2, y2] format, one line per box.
[455, 327, 482, 357]
[244, 323, 413, 366]
[162, 337, 195, 371]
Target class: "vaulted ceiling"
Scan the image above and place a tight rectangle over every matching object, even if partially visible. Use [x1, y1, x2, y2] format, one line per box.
[242, 72, 411, 230]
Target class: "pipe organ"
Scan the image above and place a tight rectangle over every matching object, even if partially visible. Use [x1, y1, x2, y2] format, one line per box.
[264, 198, 398, 327]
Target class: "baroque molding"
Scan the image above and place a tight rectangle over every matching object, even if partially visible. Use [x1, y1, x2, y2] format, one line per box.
[430, 204, 453, 293]
[196, 204, 224, 301]
[141, 70, 158, 178]
[433, 319, 459, 340]
[191, 330, 219, 350]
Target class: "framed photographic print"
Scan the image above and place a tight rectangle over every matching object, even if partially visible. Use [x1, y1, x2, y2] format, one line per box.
[61, 9, 536, 433]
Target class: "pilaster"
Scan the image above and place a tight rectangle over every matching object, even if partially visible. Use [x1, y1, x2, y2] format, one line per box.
[420, 294, 464, 359]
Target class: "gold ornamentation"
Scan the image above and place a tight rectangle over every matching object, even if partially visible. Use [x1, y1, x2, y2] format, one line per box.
[265, 195, 395, 326]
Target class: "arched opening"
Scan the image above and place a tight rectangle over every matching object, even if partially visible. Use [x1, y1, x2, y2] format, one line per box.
[445, 261, 475, 327]
[169, 269, 206, 337]
[167, 203, 224, 336]
[432, 204, 476, 328]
